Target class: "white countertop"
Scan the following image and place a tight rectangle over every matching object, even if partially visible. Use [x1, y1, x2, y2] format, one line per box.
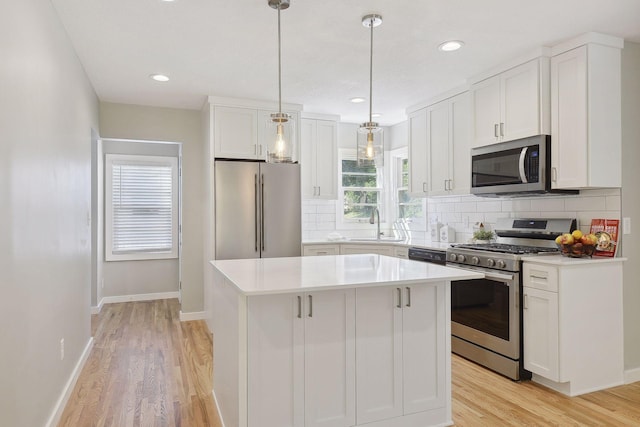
[521, 253, 627, 265]
[211, 254, 482, 295]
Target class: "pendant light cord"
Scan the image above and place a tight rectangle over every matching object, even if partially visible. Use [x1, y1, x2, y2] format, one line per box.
[278, 6, 282, 114]
[368, 18, 374, 123]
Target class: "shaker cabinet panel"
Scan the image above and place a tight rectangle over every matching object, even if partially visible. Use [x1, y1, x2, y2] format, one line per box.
[408, 109, 428, 196]
[214, 106, 260, 159]
[301, 118, 337, 199]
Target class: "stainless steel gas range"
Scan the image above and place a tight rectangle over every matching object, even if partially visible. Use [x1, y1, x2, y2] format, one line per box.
[446, 217, 576, 380]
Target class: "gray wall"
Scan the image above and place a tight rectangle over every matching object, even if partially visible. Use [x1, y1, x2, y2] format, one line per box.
[621, 42, 640, 374]
[0, 1, 99, 425]
[99, 139, 181, 301]
[99, 103, 205, 313]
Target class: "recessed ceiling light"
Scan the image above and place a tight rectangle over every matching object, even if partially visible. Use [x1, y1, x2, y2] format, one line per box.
[350, 97, 366, 104]
[438, 40, 464, 52]
[150, 74, 170, 82]
[371, 113, 382, 118]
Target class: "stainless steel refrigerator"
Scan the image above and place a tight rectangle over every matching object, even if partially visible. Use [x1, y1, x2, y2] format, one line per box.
[214, 160, 301, 260]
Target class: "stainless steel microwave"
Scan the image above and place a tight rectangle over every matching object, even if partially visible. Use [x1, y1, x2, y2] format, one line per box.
[471, 135, 577, 197]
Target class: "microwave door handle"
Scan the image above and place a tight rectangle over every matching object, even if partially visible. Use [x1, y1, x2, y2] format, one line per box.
[518, 147, 528, 183]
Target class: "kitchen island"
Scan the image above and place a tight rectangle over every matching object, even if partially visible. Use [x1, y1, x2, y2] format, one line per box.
[209, 254, 482, 427]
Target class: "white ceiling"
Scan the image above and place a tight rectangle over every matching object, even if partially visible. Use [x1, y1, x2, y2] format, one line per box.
[52, 0, 640, 125]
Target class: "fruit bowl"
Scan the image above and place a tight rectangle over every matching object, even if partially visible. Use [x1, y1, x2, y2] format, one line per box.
[555, 231, 598, 258]
[557, 242, 596, 258]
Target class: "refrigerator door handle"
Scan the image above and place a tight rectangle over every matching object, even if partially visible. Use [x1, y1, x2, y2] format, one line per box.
[261, 174, 265, 251]
[254, 174, 259, 252]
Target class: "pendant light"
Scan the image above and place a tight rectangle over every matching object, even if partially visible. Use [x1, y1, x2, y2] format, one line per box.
[357, 14, 383, 168]
[266, 0, 295, 163]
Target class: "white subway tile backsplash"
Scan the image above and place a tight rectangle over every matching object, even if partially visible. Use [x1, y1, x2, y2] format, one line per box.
[318, 213, 336, 223]
[302, 204, 317, 214]
[316, 222, 337, 230]
[476, 200, 502, 212]
[530, 198, 565, 212]
[316, 204, 336, 214]
[454, 202, 477, 212]
[606, 195, 622, 211]
[565, 196, 606, 211]
[437, 203, 456, 213]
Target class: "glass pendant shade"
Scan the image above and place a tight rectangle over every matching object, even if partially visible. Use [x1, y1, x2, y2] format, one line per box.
[357, 122, 384, 167]
[266, 0, 294, 163]
[266, 112, 295, 163]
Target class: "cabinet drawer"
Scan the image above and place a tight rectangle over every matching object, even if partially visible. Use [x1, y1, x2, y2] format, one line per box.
[523, 262, 558, 292]
[302, 244, 340, 256]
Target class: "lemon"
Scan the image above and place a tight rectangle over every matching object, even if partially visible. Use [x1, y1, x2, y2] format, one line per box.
[571, 229, 583, 240]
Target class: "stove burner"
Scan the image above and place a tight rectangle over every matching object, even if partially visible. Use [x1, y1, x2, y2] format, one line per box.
[452, 243, 559, 255]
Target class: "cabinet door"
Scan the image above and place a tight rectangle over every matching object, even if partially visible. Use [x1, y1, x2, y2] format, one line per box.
[300, 119, 316, 198]
[408, 109, 428, 195]
[471, 76, 501, 147]
[247, 294, 305, 427]
[523, 287, 559, 381]
[501, 59, 542, 142]
[304, 289, 356, 427]
[403, 283, 447, 414]
[214, 106, 259, 159]
[450, 92, 471, 194]
[355, 286, 403, 424]
[340, 244, 394, 256]
[426, 101, 450, 196]
[551, 46, 588, 189]
[314, 120, 338, 199]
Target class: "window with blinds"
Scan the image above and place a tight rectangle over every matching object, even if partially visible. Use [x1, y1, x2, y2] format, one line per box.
[105, 154, 179, 261]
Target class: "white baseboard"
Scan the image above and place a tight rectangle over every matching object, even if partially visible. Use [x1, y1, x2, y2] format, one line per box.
[624, 367, 640, 384]
[45, 337, 94, 427]
[99, 291, 180, 305]
[213, 389, 226, 427]
[90, 299, 104, 315]
[179, 310, 208, 321]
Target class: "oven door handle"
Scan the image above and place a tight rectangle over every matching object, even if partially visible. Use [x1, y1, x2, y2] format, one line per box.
[518, 147, 528, 184]
[449, 264, 514, 282]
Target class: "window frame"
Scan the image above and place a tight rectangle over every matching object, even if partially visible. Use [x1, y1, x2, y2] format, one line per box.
[105, 154, 179, 261]
[336, 148, 385, 229]
[390, 147, 426, 230]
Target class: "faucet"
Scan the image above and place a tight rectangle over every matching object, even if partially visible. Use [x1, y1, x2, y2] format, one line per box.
[369, 207, 381, 240]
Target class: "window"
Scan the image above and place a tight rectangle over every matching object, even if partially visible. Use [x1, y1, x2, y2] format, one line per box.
[338, 149, 383, 224]
[105, 154, 179, 261]
[391, 149, 424, 225]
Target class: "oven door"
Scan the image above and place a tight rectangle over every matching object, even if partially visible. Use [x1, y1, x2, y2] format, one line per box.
[450, 267, 520, 360]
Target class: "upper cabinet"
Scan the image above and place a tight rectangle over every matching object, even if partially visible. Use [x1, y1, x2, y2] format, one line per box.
[550, 41, 622, 189]
[210, 97, 302, 161]
[471, 58, 550, 147]
[409, 91, 471, 196]
[300, 118, 338, 199]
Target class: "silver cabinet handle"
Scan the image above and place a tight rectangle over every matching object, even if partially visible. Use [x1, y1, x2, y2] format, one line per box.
[523, 294, 528, 310]
[297, 295, 302, 319]
[448, 179, 453, 191]
[500, 122, 504, 137]
[317, 186, 320, 196]
[494, 123, 499, 138]
[254, 144, 258, 155]
[444, 179, 448, 191]
[422, 182, 427, 193]
[261, 174, 265, 251]
[406, 287, 411, 308]
[396, 288, 402, 308]
[308, 295, 313, 317]
[551, 167, 558, 182]
[254, 174, 259, 252]
[317, 251, 328, 255]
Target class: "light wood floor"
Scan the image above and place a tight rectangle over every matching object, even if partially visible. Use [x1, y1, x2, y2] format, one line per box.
[59, 299, 640, 426]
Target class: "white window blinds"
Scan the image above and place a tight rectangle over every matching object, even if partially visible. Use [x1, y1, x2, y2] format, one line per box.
[105, 154, 178, 261]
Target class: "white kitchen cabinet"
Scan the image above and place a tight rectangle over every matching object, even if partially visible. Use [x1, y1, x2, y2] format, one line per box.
[471, 58, 550, 147]
[300, 118, 337, 199]
[247, 289, 356, 427]
[408, 109, 428, 196]
[426, 92, 471, 196]
[214, 106, 260, 159]
[522, 258, 624, 396]
[303, 244, 341, 256]
[550, 43, 621, 189]
[340, 244, 394, 256]
[355, 283, 446, 424]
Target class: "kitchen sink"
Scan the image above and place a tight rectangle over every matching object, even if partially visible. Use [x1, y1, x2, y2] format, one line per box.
[349, 237, 407, 243]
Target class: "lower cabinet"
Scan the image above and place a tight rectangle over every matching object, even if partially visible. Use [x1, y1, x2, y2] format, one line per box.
[522, 259, 624, 396]
[355, 284, 446, 424]
[340, 244, 394, 256]
[303, 244, 341, 256]
[248, 289, 356, 427]
[247, 283, 447, 426]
